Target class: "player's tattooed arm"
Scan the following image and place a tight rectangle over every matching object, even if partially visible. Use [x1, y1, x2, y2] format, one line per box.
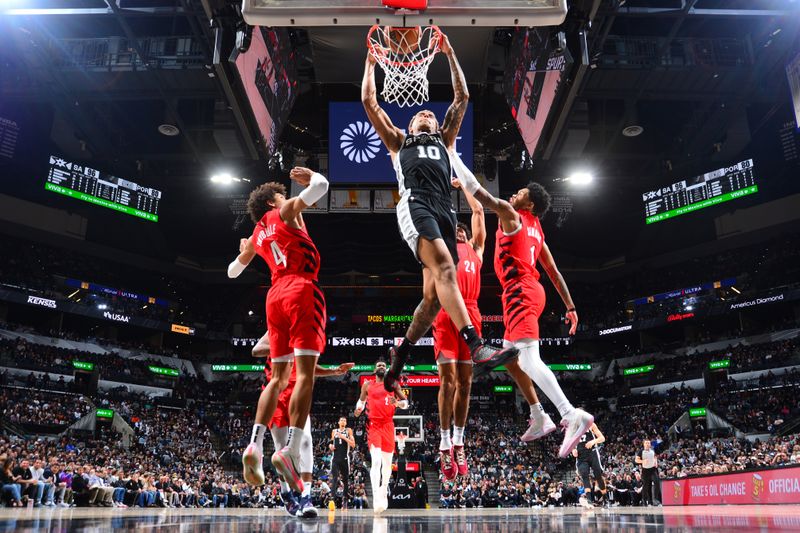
[538, 242, 578, 335]
[440, 33, 469, 149]
[362, 54, 404, 152]
[405, 297, 441, 342]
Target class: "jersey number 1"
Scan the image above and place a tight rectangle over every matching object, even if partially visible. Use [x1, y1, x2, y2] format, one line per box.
[271, 241, 287, 267]
[416, 145, 441, 160]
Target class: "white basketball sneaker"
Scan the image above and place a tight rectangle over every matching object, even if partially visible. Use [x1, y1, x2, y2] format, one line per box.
[242, 442, 265, 486]
[521, 413, 557, 442]
[558, 409, 594, 458]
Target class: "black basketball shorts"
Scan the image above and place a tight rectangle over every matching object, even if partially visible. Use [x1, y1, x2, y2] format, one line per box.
[396, 191, 458, 265]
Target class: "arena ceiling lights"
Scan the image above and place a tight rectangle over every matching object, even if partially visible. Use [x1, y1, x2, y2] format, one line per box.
[241, 0, 568, 27]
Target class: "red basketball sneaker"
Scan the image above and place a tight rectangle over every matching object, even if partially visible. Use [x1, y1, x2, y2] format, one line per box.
[452, 445, 469, 477]
[440, 448, 457, 481]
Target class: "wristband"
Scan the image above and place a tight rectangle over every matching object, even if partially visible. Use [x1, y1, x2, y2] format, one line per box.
[297, 172, 329, 206]
[355, 399, 366, 411]
[396, 399, 409, 409]
[449, 150, 480, 195]
[227, 259, 246, 278]
[566, 307, 576, 313]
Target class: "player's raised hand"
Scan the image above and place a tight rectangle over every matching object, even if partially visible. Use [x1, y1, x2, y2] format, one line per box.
[565, 309, 578, 336]
[239, 238, 249, 254]
[337, 363, 355, 375]
[289, 166, 314, 186]
[438, 32, 452, 55]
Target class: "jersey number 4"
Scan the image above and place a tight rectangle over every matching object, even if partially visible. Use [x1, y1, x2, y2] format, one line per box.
[271, 241, 287, 267]
[416, 145, 441, 160]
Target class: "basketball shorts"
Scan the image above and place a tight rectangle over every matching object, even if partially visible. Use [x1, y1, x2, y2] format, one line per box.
[266, 275, 326, 359]
[269, 381, 294, 429]
[368, 421, 395, 454]
[502, 280, 545, 342]
[396, 191, 458, 265]
[433, 302, 481, 363]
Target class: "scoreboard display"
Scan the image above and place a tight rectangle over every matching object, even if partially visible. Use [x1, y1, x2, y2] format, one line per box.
[643, 159, 758, 225]
[45, 155, 161, 222]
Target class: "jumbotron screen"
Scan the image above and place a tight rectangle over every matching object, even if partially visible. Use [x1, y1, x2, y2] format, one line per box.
[643, 159, 758, 225]
[45, 155, 161, 222]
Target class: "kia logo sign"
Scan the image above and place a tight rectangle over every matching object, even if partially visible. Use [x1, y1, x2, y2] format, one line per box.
[27, 295, 57, 309]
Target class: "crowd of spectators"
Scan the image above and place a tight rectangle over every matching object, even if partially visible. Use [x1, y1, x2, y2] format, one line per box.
[0, 387, 92, 429]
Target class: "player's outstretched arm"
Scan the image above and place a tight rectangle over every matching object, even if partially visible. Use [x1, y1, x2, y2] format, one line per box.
[227, 237, 256, 278]
[589, 423, 605, 446]
[439, 33, 469, 149]
[361, 54, 404, 152]
[279, 166, 329, 223]
[315, 363, 355, 378]
[452, 178, 486, 258]
[450, 150, 520, 234]
[354, 381, 370, 417]
[538, 242, 578, 335]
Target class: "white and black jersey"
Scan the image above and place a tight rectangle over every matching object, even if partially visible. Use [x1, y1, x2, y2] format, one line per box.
[395, 132, 452, 198]
[393, 132, 458, 263]
[576, 430, 606, 493]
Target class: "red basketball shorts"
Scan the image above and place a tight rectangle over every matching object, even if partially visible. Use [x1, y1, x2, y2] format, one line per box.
[368, 420, 395, 453]
[433, 302, 482, 363]
[266, 275, 326, 359]
[502, 280, 545, 342]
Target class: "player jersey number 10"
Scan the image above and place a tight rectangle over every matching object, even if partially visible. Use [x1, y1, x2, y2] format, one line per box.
[416, 145, 441, 160]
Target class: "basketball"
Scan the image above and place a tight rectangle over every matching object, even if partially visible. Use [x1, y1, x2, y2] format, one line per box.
[387, 26, 421, 55]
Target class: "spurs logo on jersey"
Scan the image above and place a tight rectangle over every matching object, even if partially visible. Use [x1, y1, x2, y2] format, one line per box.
[394, 132, 452, 198]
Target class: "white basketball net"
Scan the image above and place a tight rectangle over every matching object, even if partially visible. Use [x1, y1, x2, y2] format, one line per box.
[367, 25, 441, 108]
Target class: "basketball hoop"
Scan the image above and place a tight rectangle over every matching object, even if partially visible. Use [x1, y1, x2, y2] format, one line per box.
[367, 25, 442, 107]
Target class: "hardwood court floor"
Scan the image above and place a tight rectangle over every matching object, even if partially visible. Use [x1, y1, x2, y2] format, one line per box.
[1, 505, 799, 532]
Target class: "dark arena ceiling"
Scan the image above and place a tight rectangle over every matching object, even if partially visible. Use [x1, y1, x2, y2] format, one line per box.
[0, 0, 799, 276]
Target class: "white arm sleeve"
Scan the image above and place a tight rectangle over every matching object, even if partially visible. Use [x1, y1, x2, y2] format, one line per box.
[227, 259, 247, 278]
[449, 150, 481, 195]
[297, 172, 329, 206]
[356, 399, 366, 411]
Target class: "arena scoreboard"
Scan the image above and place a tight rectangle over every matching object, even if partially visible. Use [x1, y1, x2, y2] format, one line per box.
[45, 155, 161, 222]
[643, 159, 757, 225]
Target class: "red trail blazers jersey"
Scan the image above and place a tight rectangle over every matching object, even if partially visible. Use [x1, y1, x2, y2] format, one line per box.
[252, 209, 321, 283]
[494, 210, 547, 341]
[366, 380, 396, 424]
[455, 241, 482, 302]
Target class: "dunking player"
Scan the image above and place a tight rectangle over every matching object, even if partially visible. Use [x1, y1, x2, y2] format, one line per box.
[361, 30, 518, 391]
[354, 360, 408, 514]
[329, 417, 355, 509]
[268, 361, 354, 518]
[572, 423, 607, 507]
[431, 181, 485, 480]
[228, 166, 329, 493]
[448, 151, 593, 457]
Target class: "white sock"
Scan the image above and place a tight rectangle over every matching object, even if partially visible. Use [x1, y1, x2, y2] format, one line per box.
[517, 341, 574, 418]
[302, 483, 311, 497]
[452, 426, 465, 446]
[279, 480, 289, 493]
[251, 424, 267, 448]
[287, 426, 303, 455]
[439, 428, 452, 450]
[530, 403, 545, 421]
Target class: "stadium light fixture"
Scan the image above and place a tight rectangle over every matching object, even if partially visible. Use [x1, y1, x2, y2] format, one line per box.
[211, 173, 234, 185]
[566, 172, 593, 186]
